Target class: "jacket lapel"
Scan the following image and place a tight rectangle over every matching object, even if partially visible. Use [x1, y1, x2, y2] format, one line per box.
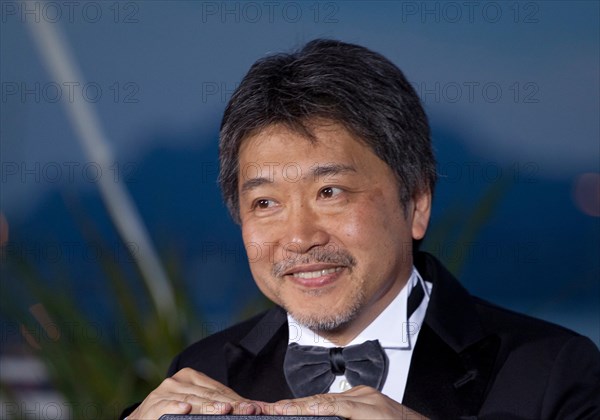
[224, 306, 294, 402]
[403, 324, 500, 419]
[403, 253, 501, 419]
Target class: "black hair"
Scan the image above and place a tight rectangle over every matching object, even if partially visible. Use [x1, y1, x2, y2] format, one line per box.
[219, 38, 436, 223]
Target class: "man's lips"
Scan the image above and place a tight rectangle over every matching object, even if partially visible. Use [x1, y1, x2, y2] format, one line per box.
[282, 264, 345, 287]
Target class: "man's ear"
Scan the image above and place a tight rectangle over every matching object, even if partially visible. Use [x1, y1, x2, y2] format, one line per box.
[411, 189, 432, 240]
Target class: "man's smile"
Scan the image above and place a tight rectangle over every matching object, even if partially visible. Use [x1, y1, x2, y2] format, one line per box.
[284, 265, 346, 288]
[290, 266, 343, 279]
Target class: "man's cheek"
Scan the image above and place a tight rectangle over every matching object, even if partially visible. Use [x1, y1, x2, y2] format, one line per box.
[245, 241, 263, 263]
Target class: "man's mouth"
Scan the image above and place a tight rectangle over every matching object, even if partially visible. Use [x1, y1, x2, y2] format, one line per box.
[282, 264, 346, 288]
[271, 247, 357, 279]
[291, 267, 343, 279]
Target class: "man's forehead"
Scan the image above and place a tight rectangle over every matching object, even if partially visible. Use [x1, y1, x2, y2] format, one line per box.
[239, 133, 357, 172]
[238, 121, 360, 159]
[248, 117, 360, 143]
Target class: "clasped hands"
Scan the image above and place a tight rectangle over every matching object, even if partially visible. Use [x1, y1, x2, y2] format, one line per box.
[129, 368, 427, 419]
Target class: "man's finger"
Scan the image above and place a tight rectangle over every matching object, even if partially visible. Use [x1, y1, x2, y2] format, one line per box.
[261, 391, 428, 420]
[174, 367, 246, 399]
[261, 394, 343, 417]
[128, 399, 191, 420]
[230, 401, 262, 415]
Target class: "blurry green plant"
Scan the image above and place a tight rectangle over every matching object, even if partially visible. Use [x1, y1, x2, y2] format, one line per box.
[0, 208, 205, 418]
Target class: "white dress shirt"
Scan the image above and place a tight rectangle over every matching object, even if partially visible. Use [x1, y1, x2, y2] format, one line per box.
[287, 266, 432, 403]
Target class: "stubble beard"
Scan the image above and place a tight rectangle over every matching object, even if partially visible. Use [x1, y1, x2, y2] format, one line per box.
[283, 282, 366, 332]
[270, 245, 362, 332]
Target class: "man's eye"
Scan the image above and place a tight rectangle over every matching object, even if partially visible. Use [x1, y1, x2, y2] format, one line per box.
[252, 198, 275, 210]
[319, 187, 342, 199]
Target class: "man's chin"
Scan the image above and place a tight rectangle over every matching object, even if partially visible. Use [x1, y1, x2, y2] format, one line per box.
[286, 307, 358, 333]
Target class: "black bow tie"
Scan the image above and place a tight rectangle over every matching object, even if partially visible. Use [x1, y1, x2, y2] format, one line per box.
[283, 339, 388, 398]
[283, 279, 426, 398]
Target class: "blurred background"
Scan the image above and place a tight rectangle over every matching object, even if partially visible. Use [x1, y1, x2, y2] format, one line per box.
[1, 1, 598, 418]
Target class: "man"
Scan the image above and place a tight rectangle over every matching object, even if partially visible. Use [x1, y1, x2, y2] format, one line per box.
[125, 39, 600, 419]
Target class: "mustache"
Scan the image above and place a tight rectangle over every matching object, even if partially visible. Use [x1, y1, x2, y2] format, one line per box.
[272, 246, 357, 278]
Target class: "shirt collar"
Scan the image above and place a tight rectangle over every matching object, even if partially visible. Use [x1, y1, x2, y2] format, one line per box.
[287, 266, 431, 349]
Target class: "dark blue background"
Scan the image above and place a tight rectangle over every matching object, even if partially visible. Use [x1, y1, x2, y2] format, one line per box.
[2, 1, 598, 346]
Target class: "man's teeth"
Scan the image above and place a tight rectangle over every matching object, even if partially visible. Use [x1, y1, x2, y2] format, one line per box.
[291, 267, 342, 279]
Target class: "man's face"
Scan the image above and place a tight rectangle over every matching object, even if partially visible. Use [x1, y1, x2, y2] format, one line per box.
[237, 121, 430, 338]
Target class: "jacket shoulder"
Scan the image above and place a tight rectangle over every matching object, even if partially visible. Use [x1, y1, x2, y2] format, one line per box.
[473, 298, 600, 417]
[167, 309, 276, 377]
[472, 296, 587, 342]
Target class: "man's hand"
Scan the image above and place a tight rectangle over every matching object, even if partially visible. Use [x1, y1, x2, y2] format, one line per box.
[259, 385, 428, 420]
[128, 367, 261, 419]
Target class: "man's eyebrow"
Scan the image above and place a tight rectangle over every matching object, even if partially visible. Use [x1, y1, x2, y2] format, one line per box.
[240, 163, 356, 194]
[311, 163, 357, 179]
[240, 177, 272, 194]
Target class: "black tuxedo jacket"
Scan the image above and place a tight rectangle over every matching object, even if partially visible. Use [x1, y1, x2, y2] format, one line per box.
[125, 253, 600, 419]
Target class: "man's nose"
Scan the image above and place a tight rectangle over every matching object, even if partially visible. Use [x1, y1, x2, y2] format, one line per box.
[281, 203, 330, 255]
